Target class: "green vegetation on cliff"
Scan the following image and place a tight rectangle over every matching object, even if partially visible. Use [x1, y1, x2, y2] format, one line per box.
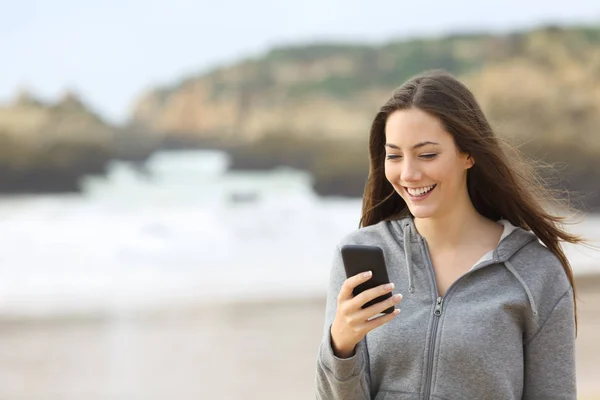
[173, 25, 600, 104]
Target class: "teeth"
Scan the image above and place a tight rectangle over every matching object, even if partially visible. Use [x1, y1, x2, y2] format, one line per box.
[407, 185, 435, 196]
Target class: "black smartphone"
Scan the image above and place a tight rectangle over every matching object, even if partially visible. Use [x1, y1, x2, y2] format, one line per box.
[340, 244, 395, 314]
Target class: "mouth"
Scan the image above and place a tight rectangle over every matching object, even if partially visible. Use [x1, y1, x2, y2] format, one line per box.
[404, 184, 437, 200]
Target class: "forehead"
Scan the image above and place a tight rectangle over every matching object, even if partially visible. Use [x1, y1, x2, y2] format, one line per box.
[385, 108, 449, 145]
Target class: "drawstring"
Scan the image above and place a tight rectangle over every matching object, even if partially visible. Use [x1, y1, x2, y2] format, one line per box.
[403, 223, 415, 294]
[504, 260, 539, 316]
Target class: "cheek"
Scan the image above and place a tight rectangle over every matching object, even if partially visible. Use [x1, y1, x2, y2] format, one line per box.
[437, 163, 464, 187]
[384, 162, 398, 183]
[384, 165, 404, 195]
[429, 159, 455, 181]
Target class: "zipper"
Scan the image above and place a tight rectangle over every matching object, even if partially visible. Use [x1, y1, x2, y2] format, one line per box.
[419, 237, 497, 400]
[434, 296, 444, 316]
[423, 295, 444, 399]
[422, 236, 442, 400]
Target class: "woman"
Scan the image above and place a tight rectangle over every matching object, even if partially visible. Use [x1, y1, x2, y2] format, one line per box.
[315, 70, 587, 399]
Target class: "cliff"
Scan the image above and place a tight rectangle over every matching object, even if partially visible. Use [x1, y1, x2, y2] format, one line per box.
[0, 90, 148, 192]
[130, 26, 600, 150]
[3, 24, 600, 207]
[128, 25, 600, 209]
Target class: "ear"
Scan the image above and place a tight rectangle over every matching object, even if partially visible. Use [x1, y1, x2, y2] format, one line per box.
[465, 154, 475, 169]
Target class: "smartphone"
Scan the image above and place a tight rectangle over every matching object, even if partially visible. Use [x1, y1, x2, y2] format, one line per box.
[340, 244, 395, 314]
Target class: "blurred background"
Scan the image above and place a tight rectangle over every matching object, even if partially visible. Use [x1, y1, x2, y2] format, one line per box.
[1, 0, 600, 398]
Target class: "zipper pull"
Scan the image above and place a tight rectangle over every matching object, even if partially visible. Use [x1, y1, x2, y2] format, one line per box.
[434, 297, 443, 316]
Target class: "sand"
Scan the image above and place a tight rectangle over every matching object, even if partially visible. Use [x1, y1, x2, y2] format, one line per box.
[0, 275, 598, 399]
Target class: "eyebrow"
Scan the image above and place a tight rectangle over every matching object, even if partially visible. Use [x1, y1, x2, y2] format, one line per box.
[385, 141, 441, 150]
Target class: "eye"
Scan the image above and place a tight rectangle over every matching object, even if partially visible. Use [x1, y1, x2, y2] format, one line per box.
[386, 154, 437, 160]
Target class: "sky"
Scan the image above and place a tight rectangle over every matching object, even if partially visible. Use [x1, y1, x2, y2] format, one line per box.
[1, 0, 599, 125]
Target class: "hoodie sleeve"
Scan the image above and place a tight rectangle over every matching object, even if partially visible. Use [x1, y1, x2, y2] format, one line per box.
[315, 245, 372, 400]
[522, 288, 577, 400]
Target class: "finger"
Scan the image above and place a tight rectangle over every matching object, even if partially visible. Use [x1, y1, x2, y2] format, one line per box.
[338, 271, 373, 302]
[364, 308, 401, 331]
[351, 282, 395, 310]
[356, 293, 403, 321]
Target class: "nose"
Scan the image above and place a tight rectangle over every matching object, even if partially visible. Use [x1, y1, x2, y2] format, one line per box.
[401, 158, 422, 182]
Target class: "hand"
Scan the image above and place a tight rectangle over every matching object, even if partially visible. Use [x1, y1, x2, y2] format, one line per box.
[330, 271, 403, 358]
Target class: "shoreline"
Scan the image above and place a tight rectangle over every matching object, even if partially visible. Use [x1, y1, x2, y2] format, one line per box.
[1, 272, 598, 324]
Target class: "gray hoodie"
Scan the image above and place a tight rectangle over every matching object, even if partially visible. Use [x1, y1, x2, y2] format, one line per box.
[315, 215, 576, 400]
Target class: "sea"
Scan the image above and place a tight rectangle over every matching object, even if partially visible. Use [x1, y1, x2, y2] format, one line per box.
[0, 149, 598, 318]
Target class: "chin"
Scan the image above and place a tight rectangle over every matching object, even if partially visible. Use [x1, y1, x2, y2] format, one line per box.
[406, 205, 438, 219]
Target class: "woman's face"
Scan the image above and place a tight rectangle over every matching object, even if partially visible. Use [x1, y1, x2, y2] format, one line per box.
[384, 107, 474, 219]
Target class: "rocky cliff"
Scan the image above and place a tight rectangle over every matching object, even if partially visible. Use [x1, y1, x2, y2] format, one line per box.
[3, 24, 600, 207]
[0, 90, 157, 192]
[128, 25, 600, 209]
[130, 26, 600, 150]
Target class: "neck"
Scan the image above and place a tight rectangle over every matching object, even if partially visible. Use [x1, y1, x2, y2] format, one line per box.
[412, 200, 490, 252]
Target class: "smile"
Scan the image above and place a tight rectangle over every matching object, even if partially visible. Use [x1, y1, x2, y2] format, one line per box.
[404, 184, 437, 199]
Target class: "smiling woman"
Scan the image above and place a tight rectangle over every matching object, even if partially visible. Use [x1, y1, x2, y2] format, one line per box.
[316, 69, 594, 400]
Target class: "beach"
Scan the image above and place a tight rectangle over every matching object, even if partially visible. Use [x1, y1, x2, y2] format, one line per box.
[0, 155, 596, 399]
[0, 275, 597, 399]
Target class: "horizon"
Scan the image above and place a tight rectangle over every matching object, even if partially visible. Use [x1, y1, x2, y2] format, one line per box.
[2, 0, 599, 125]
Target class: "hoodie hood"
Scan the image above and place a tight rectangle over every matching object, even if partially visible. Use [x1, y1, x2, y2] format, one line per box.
[391, 215, 540, 315]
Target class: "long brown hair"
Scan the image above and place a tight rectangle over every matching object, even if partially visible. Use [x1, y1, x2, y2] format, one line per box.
[360, 69, 592, 331]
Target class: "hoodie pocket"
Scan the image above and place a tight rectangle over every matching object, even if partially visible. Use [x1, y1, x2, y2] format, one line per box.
[374, 391, 418, 399]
